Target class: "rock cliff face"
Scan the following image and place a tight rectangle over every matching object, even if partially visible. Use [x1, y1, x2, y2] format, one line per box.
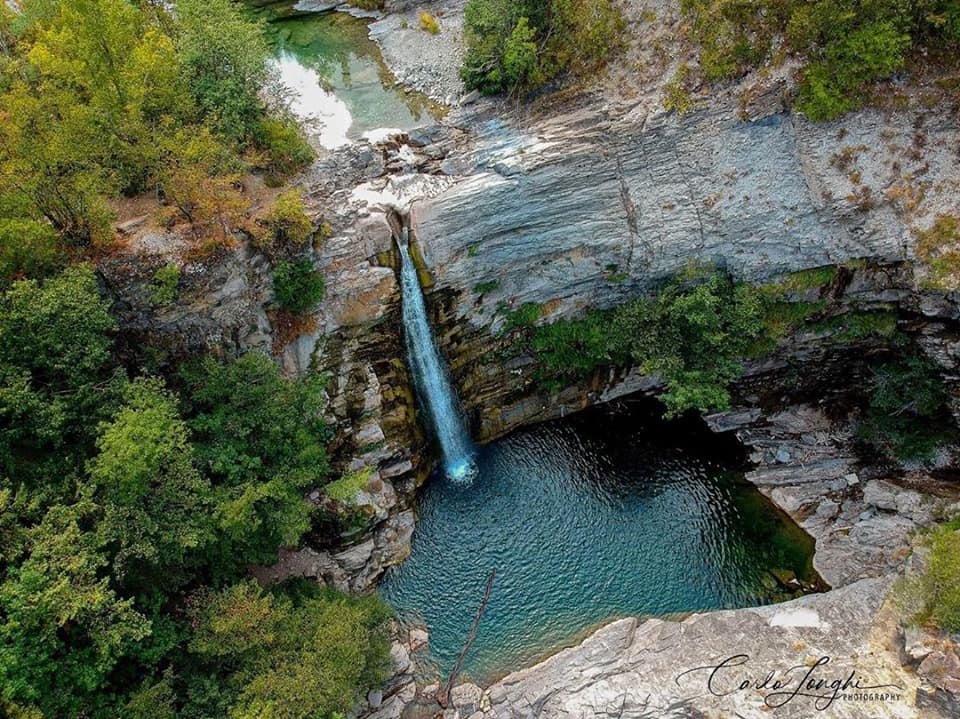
[100, 142, 433, 594]
[410, 98, 957, 323]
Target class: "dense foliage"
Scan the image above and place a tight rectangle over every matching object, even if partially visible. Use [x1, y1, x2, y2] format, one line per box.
[461, 0, 625, 94]
[0, 0, 312, 262]
[897, 518, 960, 631]
[858, 354, 955, 461]
[253, 189, 315, 257]
[273, 258, 326, 315]
[514, 269, 765, 414]
[518, 267, 954, 437]
[0, 267, 389, 718]
[680, 0, 960, 119]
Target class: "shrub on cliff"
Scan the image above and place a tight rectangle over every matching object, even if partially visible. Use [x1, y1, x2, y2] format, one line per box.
[254, 190, 314, 256]
[897, 519, 960, 632]
[461, 0, 625, 95]
[857, 355, 955, 462]
[680, 0, 960, 120]
[272, 258, 325, 315]
[526, 268, 764, 415]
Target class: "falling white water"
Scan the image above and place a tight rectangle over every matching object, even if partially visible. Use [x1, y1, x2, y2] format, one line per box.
[397, 229, 477, 482]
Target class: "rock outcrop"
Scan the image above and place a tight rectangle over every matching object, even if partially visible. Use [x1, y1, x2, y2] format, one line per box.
[476, 579, 916, 719]
[409, 100, 957, 325]
[369, 1, 467, 105]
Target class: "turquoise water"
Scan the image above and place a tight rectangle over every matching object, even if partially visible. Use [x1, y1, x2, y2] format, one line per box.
[379, 405, 819, 683]
[250, 3, 444, 148]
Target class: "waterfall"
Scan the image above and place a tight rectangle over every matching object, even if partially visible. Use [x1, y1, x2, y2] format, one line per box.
[397, 228, 477, 482]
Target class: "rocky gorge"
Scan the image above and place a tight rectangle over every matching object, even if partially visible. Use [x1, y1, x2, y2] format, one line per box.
[96, 1, 960, 717]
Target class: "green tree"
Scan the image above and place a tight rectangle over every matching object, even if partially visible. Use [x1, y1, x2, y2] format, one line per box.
[178, 354, 330, 570]
[0, 0, 185, 241]
[189, 581, 391, 719]
[858, 355, 953, 461]
[0, 505, 150, 717]
[87, 379, 213, 590]
[611, 273, 764, 415]
[461, 0, 623, 95]
[0, 219, 64, 288]
[528, 269, 764, 415]
[0, 265, 115, 393]
[272, 258, 325, 315]
[174, 0, 270, 144]
[502, 17, 541, 89]
[0, 266, 122, 493]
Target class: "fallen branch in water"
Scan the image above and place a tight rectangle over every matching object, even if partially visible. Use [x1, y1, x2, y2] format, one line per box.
[438, 569, 496, 708]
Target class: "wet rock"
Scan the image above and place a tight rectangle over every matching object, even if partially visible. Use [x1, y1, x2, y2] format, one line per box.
[408, 626, 429, 652]
[449, 683, 482, 716]
[390, 641, 411, 674]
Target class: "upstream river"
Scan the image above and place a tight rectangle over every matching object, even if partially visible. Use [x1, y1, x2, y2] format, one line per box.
[249, 1, 444, 148]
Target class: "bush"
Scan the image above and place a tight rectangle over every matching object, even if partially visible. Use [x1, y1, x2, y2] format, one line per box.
[255, 190, 313, 255]
[253, 117, 315, 182]
[897, 520, 960, 632]
[272, 259, 325, 315]
[461, 0, 624, 95]
[419, 10, 440, 34]
[525, 268, 765, 415]
[922, 522, 960, 631]
[502, 302, 542, 331]
[858, 355, 954, 462]
[324, 466, 373, 503]
[532, 312, 609, 384]
[0, 219, 63, 287]
[680, 0, 960, 121]
[151, 263, 181, 306]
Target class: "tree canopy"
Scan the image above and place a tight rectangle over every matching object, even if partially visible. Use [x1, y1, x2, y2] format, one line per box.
[461, 0, 625, 95]
[0, 267, 389, 718]
[0, 0, 312, 254]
